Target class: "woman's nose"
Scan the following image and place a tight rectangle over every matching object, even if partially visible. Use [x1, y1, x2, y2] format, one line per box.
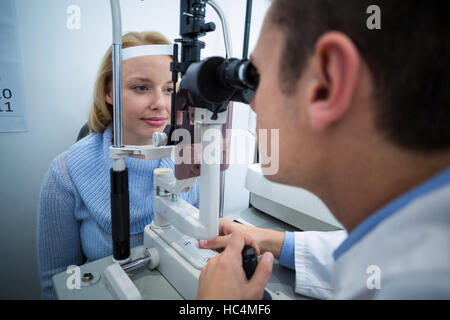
[149, 89, 167, 110]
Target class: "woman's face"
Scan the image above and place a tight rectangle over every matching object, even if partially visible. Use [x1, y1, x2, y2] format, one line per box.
[107, 55, 173, 145]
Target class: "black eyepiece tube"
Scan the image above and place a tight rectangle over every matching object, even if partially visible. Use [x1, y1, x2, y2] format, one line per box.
[110, 168, 130, 261]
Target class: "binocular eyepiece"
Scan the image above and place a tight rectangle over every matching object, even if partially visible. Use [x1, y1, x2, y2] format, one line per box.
[178, 56, 259, 109]
[217, 58, 259, 92]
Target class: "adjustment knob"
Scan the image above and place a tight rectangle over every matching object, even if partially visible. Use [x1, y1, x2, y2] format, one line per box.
[201, 22, 216, 33]
[242, 246, 257, 280]
[241, 245, 273, 300]
[152, 132, 168, 147]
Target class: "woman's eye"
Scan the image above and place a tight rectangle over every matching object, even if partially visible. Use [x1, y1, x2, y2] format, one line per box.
[134, 85, 149, 92]
[164, 87, 174, 95]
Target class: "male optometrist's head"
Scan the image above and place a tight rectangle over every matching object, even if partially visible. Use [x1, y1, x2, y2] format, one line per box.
[250, 0, 450, 231]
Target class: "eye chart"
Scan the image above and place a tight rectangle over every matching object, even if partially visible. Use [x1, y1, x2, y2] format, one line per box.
[0, 0, 28, 132]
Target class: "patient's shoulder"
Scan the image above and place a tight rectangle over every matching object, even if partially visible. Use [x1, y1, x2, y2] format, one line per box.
[49, 131, 101, 185]
[50, 150, 70, 174]
[49, 150, 75, 184]
[42, 151, 77, 200]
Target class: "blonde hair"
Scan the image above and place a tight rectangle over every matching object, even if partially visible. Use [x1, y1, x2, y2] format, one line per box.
[88, 31, 172, 133]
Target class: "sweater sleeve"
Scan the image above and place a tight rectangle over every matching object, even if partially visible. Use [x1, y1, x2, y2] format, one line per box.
[37, 152, 83, 300]
[190, 178, 200, 209]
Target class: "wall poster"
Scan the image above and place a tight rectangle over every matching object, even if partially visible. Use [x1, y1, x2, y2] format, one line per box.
[0, 0, 27, 132]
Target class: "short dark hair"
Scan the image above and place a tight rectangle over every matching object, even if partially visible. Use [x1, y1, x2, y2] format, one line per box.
[270, 0, 450, 153]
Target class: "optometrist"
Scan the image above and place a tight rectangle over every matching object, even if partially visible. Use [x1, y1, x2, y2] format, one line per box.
[197, 0, 450, 300]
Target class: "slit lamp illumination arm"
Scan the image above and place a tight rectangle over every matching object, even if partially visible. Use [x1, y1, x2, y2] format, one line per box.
[109, 0, 130, 264]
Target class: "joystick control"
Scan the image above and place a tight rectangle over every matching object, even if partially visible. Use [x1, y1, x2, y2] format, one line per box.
[241, 246, 272, 300]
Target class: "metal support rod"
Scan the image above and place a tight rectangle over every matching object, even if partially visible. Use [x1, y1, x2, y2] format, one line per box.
[171, 44, 179, 128]
[111, 0, 123, 147]
[112, 44, 123, 147]
[243, 0, 254, 209]
[110, 0, 130, 264]
[199, 123, 221, 239]
[121, 255, 152, 273]
[219, 171, 226, 218]
[242, 0, 253, 59]
[206, 0, 233, 218]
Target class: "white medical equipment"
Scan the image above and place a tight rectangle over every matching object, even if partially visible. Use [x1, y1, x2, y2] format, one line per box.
[105, 0, 253, 300]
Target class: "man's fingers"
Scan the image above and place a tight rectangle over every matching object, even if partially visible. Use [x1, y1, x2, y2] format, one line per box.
[227, 232, 260, 256]
[218, 218, 235, 236]
[200, 230, 260, 256]
[248, 252, 274, 298]
[199, 235, 231, 250]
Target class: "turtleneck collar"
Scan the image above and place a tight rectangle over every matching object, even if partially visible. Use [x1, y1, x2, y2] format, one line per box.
[67, 124, 174, 234]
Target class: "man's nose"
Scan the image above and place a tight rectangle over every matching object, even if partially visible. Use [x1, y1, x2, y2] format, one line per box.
[249, 95, 256, 112]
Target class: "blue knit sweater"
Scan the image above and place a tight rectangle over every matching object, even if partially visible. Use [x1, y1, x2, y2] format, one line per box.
[37, 125, 199, 299]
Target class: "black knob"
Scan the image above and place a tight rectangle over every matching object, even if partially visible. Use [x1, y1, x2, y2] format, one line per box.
[241, 246, 273, 300]
[201, 22, 216, 33]
[242, 246, 258, 280]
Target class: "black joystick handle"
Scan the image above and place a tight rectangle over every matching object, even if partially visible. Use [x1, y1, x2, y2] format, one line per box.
[242, 246, 258, 280]
[242, 246, 272, 300]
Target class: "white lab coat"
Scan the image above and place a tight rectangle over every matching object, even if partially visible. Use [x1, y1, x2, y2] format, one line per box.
[294, 184, 450, 300]
[293, 230, 347, 299]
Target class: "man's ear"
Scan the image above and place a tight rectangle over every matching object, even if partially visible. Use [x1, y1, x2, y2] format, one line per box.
[308, 32, 360, 132]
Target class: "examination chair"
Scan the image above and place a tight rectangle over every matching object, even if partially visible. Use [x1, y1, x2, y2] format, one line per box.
[76, 122, 90, 142]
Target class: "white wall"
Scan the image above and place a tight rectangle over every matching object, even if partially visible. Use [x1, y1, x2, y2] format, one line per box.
[0, 0, 269, 299]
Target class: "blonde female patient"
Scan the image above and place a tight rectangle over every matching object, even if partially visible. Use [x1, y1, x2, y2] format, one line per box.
[37, 32, 199, 299]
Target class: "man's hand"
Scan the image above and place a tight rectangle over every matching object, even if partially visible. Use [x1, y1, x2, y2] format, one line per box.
[199, 218, 285, 259]
[197, 232, 274, 300]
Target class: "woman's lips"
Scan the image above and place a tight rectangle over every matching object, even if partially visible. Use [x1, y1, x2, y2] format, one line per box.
[142, 117, 167, 127]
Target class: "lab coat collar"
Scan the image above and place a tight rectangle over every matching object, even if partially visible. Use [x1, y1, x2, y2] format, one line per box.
[333, 166, 450, 261]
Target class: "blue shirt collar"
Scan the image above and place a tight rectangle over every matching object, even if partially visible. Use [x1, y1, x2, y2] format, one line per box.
[333, 166, 450, 261]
